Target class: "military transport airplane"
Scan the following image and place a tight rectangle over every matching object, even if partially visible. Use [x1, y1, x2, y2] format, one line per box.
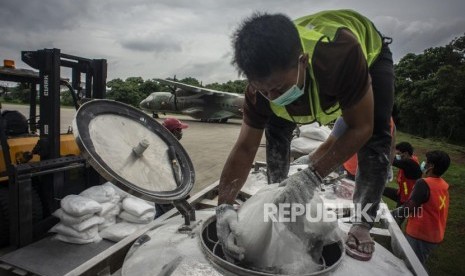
[139, 78, 244, 123]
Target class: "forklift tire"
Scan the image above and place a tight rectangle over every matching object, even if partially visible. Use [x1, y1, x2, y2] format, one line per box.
[0, 186, 44, 246]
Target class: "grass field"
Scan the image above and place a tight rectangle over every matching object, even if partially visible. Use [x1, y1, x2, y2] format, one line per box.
[382, 131, 465, 276]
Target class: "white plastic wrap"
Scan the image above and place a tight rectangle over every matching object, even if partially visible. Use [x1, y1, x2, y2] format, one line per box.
[98, 215, 117, 231]
[52, 209, 94, 226]
[299, 123, 331, 141]
[60, 195, 102, 216]
[80, 185, 117, 203]
[99, 222, 145, 242]
[54, 234, 102, 244]
[236, 184, 340, 274]
[119, 211, 154, 224]
[102, 181, 130, 199]
[50, 223, 98, 240]
[98, 202, 119, 216]
[68, 216, 105, 232]
[122, 197, 155, 217]
[290, 137, 323, 154]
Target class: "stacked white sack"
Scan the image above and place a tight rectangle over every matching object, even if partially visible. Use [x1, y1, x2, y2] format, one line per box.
[119, 197, 155, 224]
[291, 123, 331, 155]
[51, 195, 104, 244]
[101, 197, 155, 242]
[80, 185, 121, 231]
[102, 181, 130, 199]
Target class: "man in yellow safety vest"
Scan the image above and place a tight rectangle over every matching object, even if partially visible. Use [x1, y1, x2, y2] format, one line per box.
[216, 10, 394, 262]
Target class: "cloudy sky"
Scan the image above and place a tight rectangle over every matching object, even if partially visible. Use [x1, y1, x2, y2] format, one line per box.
[1, 0, 464, 84]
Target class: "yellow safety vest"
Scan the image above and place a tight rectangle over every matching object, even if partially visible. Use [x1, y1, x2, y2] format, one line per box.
[270, 9, 383, 125]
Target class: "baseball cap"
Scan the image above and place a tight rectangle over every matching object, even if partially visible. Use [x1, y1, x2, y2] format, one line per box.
[162, 118, 189, 131]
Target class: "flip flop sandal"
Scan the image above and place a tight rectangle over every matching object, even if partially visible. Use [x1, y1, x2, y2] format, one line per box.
[345, 232, 375, 261]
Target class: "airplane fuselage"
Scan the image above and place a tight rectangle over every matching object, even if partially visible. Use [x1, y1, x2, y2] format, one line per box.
[139, 91, 243, 121]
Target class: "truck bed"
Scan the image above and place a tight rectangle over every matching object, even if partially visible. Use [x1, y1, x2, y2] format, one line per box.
[0, 236, 114, 276]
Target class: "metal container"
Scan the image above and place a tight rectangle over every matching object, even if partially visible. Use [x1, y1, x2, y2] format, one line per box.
[200, 215, 345, 276]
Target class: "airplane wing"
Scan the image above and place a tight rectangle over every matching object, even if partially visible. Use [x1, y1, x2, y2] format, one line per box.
[156, 78, 242, 98]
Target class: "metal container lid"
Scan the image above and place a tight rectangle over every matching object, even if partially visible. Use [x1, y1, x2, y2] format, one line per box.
[73, 99, 195, 203]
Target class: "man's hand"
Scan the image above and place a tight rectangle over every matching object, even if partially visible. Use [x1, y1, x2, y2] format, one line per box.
[274, 167, 322, 203]
[216, 204, 245, 262]
[273, 167, 325, 262]
[274, 168, 322, 229]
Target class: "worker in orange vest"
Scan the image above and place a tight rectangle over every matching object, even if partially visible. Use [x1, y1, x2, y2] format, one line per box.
[392, 150, 450, 264]
[383, 142, 422, 207]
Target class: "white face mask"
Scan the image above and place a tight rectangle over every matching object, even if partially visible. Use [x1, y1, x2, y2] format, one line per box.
[420, 161, 428, 173]
[395, 154, 401, 161]
[271, 60, 305, 106]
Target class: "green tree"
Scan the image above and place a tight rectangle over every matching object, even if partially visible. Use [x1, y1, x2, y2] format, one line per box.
[178, 77, 201, 86]
[8, 83, 31, 103]
[204, 79, 247, 94]
[106, 77, 145, 107]
[394, 33, 465, 143]
[60, 89, 75, 106]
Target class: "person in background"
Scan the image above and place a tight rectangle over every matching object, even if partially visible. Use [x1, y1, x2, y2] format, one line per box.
[155, 118, 189, 218]
[383, 142, 422, 207]
[392, 150, 450, 265]
[217, 10, 395, 262]
[162, 118, 189, 140]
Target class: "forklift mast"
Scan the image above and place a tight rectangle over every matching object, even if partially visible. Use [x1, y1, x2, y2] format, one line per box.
[21, 48, 107, 160]
[0, 48, 107, 247]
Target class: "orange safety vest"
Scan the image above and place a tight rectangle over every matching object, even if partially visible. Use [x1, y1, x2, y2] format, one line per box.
[343, 154, 358, 177]
[406, 177, 449, 243]
[396, 155, 419, 204]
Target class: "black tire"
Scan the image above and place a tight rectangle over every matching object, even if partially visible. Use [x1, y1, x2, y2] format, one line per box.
[0, 186, 44, 246]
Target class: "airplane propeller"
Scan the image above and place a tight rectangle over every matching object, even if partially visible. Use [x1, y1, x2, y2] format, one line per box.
[167, 83, 178, 111]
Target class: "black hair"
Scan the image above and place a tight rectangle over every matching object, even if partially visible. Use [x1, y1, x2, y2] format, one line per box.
[395, 142, 414, 156]
[231, 12, 302, 80]
[426, 150, 450, 176]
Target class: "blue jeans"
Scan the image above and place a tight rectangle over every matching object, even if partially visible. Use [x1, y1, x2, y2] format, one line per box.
[406, 234, 438, 265]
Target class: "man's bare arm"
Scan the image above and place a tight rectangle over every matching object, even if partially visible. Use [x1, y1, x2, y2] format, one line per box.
[310, 116, 349, 162]
[218, 124, 264, 205]
[313, 85, 374, 177]
[310, 135, 337, 162]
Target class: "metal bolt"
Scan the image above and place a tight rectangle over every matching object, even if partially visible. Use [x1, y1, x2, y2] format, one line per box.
[132, 139, 150, 157]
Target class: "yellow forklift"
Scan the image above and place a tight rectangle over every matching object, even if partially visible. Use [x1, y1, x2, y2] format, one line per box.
[0, 48, 107, 247]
